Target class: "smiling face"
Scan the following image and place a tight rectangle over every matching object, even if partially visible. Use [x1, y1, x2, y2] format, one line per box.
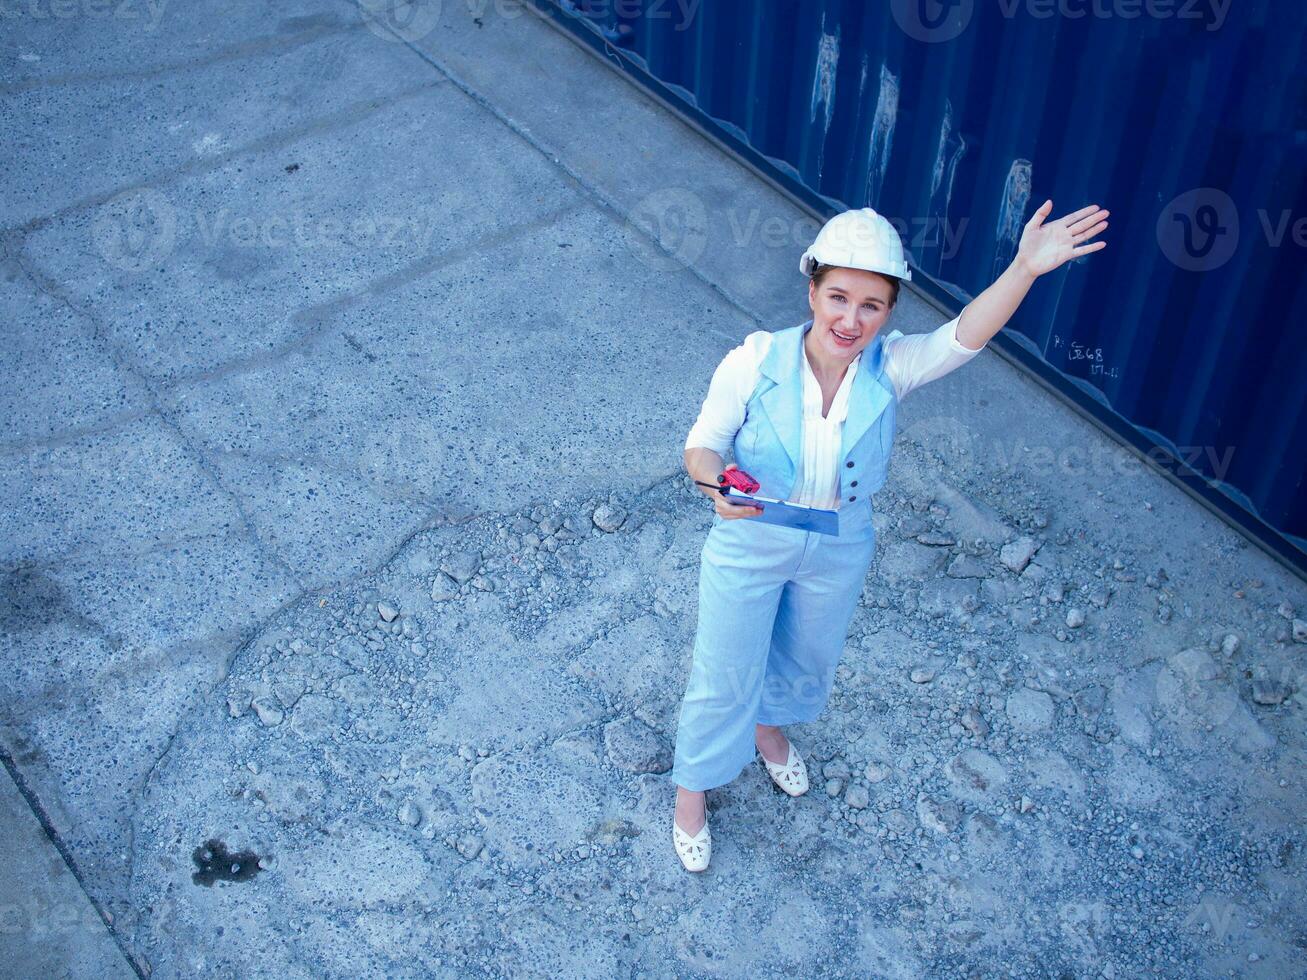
[806, 266, 897, 362]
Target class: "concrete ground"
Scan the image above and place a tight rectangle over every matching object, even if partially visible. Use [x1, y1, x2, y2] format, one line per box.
[2, 1, 1304, 977]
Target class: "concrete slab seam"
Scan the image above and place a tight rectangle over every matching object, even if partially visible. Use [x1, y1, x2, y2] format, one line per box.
[160, 202, 580, 390]
[5, 237, 308, 591]
[0, 752, 146, 979]
[0, 18, 370, 99]
[5, 80, 450, 239]
[343, 0, 759, 347]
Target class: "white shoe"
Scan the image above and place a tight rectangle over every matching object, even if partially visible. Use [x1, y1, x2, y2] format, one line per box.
[672, 811, 711, 872]
[760, 740, 809, 797]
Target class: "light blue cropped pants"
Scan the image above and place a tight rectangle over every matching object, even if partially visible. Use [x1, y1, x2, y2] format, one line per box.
[669, 502, 878, 792]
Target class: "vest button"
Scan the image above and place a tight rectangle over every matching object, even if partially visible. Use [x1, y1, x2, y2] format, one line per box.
[850, 480, 858, 488]
[848, 495, 857, 502]
[845, 460, 854, 468]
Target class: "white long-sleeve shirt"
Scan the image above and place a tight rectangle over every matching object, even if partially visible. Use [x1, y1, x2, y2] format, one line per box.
[685, 315, 985, 509]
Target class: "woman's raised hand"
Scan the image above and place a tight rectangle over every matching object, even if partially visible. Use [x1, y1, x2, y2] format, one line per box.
[1016, 200, 1109, 277]
[714, 463, 765, 520]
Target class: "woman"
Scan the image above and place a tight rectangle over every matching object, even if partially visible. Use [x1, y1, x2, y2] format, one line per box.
[670, 201, 1108, 872]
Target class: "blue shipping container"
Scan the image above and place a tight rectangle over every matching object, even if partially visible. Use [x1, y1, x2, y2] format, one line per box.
[535, 0, 1307, 576]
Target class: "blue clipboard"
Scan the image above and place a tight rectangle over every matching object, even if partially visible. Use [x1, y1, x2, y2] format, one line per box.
[721, 487, 841, 536]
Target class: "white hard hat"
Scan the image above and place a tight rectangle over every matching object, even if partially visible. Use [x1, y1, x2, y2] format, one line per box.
[799, 207, 912, 282]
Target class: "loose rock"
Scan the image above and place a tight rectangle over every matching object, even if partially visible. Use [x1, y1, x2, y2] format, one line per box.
[398, 801, 422, 828]
[916, 530, 955, 547]
[1006, 688, 1055, 732]
[999, 536, 1039, 574]
[592, 503, 627, 533]
[227, 693, 251, 719]
[430, 574, 459, 602]
[442, 551, 482, 585]
[961, 707, 989, 738]
[251, 696, 284, 727]
[917, 794, 961, 833]
[864, 762, 892, 783]
[946, 554, 989, 579]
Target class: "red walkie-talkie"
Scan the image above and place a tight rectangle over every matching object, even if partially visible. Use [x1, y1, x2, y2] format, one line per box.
[716, 468, 760, 495]
[692, 468, 762, 502]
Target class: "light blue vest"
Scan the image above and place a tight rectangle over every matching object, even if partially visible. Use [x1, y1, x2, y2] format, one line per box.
[731, 318, 897, 513]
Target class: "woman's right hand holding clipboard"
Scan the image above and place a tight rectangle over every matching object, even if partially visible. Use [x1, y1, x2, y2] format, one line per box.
[686, 450, 766, 521]
[711, 465, 765, 521]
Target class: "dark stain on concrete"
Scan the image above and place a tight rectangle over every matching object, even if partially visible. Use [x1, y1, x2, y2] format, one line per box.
[191, 839, 262, 887]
